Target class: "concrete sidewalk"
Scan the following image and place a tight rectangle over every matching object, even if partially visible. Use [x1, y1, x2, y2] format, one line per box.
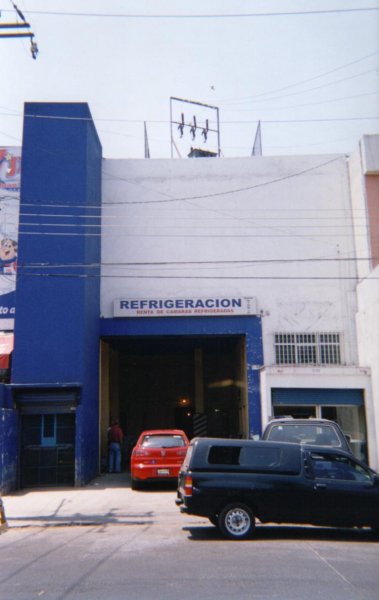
[1, 473, 180, 529]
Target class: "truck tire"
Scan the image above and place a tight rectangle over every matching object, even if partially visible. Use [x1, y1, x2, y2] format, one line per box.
[218, 503, 255, 540]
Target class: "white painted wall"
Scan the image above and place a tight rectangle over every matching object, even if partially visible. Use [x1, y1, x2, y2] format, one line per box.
[348, 142, 372, 280]
[101, 153, 358, 365]
[356, 267, 379, 469]
[361, 134, 379, 174]
[349, 135, 379, 469]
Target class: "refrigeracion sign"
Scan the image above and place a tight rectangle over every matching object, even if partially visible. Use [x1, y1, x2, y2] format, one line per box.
[113, 297, 257, 318]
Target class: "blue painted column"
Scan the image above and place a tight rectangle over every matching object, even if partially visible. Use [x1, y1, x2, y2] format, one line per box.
[0, 403, 18, 494]
[245, 318, 264, 437]
[12, 103, 102, 486]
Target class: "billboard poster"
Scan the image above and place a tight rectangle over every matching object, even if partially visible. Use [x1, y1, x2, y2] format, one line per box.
[0, 147, 21, 321]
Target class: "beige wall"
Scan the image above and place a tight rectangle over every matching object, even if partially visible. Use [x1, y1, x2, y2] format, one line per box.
[365, 175, 379, 268]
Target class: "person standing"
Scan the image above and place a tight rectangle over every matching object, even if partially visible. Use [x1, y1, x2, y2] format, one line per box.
[107, 420, 124, 473]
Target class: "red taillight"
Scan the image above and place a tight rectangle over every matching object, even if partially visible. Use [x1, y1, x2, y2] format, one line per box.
[134, 449, 149, 457]
[183, 475, 193, 496]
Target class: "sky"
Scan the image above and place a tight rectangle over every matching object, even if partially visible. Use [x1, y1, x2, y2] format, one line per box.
[0, 0, 378, 159]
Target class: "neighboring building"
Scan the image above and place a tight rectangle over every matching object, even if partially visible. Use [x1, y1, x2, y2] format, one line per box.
[350, 135, 379, 473]
[0, 103, 378, 493]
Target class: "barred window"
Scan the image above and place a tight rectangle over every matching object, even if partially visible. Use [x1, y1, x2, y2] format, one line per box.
[319, 333, 341, 365]
[275, 333, 341, 365]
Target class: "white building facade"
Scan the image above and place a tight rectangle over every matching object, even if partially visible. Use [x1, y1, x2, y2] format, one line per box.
[100, 139, 378, 468]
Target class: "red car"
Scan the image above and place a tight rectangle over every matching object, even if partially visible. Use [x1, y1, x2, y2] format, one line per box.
[130, 429, 189, 489]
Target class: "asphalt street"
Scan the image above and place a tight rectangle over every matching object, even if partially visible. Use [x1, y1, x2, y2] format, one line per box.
[1, 473, 378, 600]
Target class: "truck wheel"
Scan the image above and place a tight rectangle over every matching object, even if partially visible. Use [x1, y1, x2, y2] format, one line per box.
[218, 503, 255, 540]
[131, 479, 140, 490]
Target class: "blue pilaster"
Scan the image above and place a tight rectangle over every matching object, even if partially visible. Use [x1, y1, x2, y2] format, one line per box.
[11, 102, 102, 486]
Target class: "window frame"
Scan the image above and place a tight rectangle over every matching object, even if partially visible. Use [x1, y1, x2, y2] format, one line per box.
[274, 332, 342, 366]
[309, 451, 373, 482]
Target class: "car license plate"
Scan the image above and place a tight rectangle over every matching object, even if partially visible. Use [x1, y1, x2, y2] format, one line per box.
[157, 469, 170, 476]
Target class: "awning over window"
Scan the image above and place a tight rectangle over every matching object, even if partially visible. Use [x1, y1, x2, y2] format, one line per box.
[0, 333, 14, 369]
[272, 387, 363, 406]
[14, 386, 81, 414]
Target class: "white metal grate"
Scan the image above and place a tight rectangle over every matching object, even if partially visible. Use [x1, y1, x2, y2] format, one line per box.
[275, 332, 341, 365]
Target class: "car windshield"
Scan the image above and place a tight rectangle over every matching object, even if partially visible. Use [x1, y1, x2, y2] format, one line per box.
[141, 435, 186, 448]
[268, 424, 341, 446]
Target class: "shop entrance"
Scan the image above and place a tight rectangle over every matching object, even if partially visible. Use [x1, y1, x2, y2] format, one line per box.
[100, 335, 248, 465]
[20, 413, 75, 487]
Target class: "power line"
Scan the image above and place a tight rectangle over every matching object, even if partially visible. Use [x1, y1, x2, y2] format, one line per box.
[16, 272, 378, 281]
[17, 231, 375, 239]
[222, 91, 379, 113]
[1, 7, 379, 19]
[225, 117, 379, 123]
[6, 197, 370, 214]
[18, 111, 379, 125]
[2, 52, 375, 117]
[15, 210, 369, 218]
[3, 156, 347, 208]
[221, 52, 379, 104]
[16, 214, 375, 224]
[21, 257, 378, 268]
[15, 211, 375, 228]
[103, 156, 345, 204]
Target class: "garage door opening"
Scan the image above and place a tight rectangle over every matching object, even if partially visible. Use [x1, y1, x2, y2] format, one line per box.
[100, 335, 247, 467]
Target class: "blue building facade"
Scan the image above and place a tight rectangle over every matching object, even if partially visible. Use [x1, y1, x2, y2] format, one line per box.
[0, 102, 264, 493]
[0, 103, 102, 492]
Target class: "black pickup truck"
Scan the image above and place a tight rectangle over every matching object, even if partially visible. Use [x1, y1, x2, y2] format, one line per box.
[176, 437, 379, 540]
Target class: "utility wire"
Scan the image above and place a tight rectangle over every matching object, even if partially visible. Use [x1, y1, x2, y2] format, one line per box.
[103, 156, 345, 204]
[3, 157, 347, 208]
[221, 52, 379, 104]
[16, 219, 375, 227]
[21, 257, 379, 268]
[17, 231, 375, 238]
[19, 111, 379, 124]
[4, 197, 371, 215]
[16, 272, 378, 281]
[1, 7, 379, 19]
[15, 210, 373, 220]
[222, 91, 379, 113]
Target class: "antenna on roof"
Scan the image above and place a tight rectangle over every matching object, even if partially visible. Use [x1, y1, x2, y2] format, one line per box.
[251, 121, 262, 156]
[144, 122, 150, 159]
[170, 97, 221, 158]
